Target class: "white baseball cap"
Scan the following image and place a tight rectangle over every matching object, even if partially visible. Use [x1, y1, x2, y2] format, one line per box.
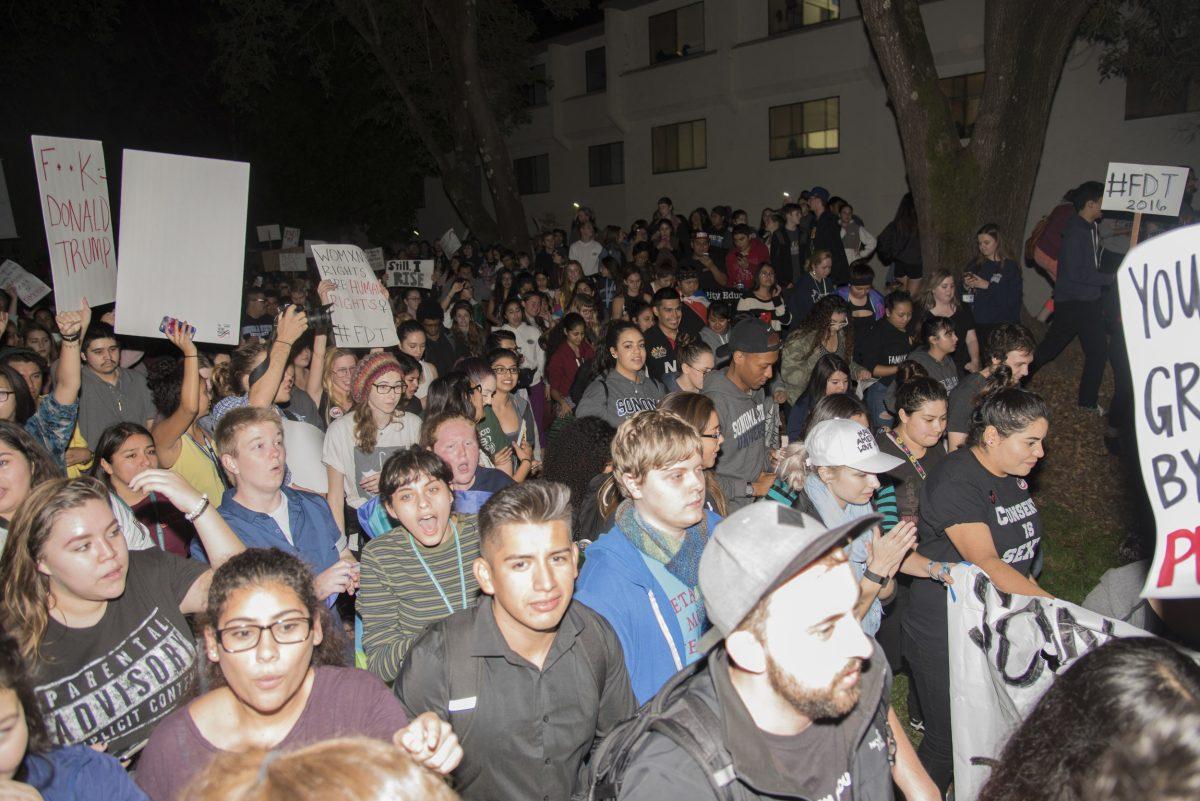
[805, 418, 904, 474]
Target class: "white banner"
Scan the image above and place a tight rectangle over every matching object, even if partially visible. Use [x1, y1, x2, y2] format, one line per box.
[30, 136, 117, 309]
[282, 418, 327, 494]
[256, 224, 281, 243]
[1117, 224, 1200, 598]
[0, 161, 17, 240]
[947, 563, 1148, 801]
[439, 228, 461, 257]
[1102, 162, 1189, 217]
[282, 226, 301, 248]
[384, 259, 434, 289]
[115, 150, 248, 346]
[311, 244, 398, 348]
[363, 246, 385, 273]
[0, 260, 52, 306]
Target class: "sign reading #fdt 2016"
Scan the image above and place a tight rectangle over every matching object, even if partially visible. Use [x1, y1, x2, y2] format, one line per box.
[1118, 224, 1200, 598]
[1103, 162, 1189, 217]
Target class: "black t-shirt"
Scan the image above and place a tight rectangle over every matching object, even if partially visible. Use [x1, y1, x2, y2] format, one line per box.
[240, 314, 273, 341]
[907, 448, 1041, 637]
[920, 304, 977, 368]
[846, 296, 876, 344]
[876, 430, 948, 522]
[858, 321, 912, 384]
[946, 371, 987, 436]
[34, 548, 207, 760]
[643, 325, 684, 382]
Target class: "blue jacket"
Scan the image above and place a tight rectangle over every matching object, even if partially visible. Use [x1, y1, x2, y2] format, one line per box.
[195, 487, 342, 578]
[1053, 213, 1113, 303]
[836, 285, 885, 319]
[575, 509, 722, 704]
[23, 745, 147, 801]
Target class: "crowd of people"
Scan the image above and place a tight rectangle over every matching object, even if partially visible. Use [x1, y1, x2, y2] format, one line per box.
[0, 179, 1197, 801]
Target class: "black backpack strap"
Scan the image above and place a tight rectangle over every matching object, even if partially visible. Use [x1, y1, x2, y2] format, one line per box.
[649, 696, 739, 801]
[442, 610, 484, 743]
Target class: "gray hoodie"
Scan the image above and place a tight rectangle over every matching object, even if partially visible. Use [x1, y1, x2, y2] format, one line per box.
[702, 369, 779, 510]
[575, 370, 665, 429]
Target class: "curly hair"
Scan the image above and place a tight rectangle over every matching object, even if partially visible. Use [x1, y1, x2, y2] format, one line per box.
[541, 416, 617, 528]
[786, 294, 853, 363]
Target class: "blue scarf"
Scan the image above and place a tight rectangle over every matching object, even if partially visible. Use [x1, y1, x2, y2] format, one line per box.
[615, 499, 709, 589]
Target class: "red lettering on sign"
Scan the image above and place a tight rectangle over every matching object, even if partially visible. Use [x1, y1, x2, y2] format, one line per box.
[1157, 526, 1200, 588]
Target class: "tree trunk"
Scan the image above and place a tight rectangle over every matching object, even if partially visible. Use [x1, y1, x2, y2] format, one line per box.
[859, 0, 1095, 282]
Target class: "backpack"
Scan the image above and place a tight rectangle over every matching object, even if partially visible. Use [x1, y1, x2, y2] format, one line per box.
[570, 361, 600, 406]
[441, 605, 609, 742]
[573, 659, 742, 801]
[1023, 212, 1052, 268]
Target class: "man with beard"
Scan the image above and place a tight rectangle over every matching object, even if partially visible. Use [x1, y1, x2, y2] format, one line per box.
[616, 501, 939, 801]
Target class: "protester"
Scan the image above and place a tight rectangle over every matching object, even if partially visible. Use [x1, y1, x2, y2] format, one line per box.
[610, 265, 652, 322]
[538, 415, 616, 544]
[907, 315, 961, 394]
[977, 637, 1200, 801]
[398, 320, 438, 404]
[643, 288, 687, 382]
[576, 409, 720, 702]
[703, 319, 781, 510]
[963, 223, 1023, 343]
[876, 192, 923, 292]
[905, 386, 1051, 791]
[724, 223, 770, 290]
[736, 264, 790, 331]
[779, 295, 868, 405]
[574, 321, 665, 429]
[0, 474, 244, 759]
[545, 311, 593, 419]
[486, 348, 540, 466]
[945, 324, 1036, 449]
[209, 307, 310, 438]
[395, 481, 636, 801]
[0, 423, 65, 551]
[323, 353, 421, 535]
[914, 268, 979, 371]
[786, 249, 834, 326]
[417, 301, 457, 379]
[77, 322, 156, 449]
[0, 633, 146, 801]
[358, 447, 482, 683]
[857, 290, 914, 427]
[663, 340, 713, 394]
[839, 201, 876, 267]
[179, 738, 461, 801]
[22, 324, 57, 364]
[135, 548, 461, 800]
[698, 300, 732, 353]
[610, 501, 938, 800]
[806, 186, 853, 285]
[421, 411, 513, 513]
[837, 262, 885, 343]
[660, 391, 728, 516]
[786, 353, 852, 441]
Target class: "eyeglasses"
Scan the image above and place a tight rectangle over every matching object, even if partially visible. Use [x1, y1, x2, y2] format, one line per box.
[372, 383, 406, 394]
[331, 367, 355, 377]
[0, 390, 12, 402]
[699, 432, 722, 440]
[492, 366, 519, 376]
[216, 617, 313, 653]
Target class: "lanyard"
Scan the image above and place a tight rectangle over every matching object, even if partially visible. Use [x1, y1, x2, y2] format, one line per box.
[885, 429, 927, 480]
[407, 520, 468, 615]
[186, 431, 226, 488]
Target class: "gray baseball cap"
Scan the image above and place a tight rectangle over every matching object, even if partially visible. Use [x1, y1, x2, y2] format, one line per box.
[698, 501, 881, 650]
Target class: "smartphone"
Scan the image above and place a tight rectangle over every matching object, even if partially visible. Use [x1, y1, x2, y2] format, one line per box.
[159, 316, 197, 338]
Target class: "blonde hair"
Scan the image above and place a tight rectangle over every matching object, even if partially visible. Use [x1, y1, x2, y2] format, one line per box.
[179, 737, 460, 801]
[320, 347, 356, 420]
[598, 409, 702, 518]
[215, 406, 284, 459]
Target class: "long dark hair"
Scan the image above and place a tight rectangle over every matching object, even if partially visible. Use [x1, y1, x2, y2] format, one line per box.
[425, 371, 475, 420]
[545, 312, 586, 365]
[0, 363, 37, 425]
[977, 637, 1200, 801]
[89, 422, 154, 486]
[0, 632, 53, 780]
[540, 416, 616, 539]
[966, 386, 1049, 449]
[802, 354, 851, 406]
[593, 320, 641, 376]
[788, 294, 854, 364]
[892, 192, 918, 237]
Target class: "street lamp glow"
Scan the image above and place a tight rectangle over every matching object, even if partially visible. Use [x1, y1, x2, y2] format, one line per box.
[572, 201, 581, 209]
[782, 191, 790, 198]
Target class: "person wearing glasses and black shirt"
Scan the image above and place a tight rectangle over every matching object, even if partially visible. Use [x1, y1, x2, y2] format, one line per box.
[136, 549, 461, 800]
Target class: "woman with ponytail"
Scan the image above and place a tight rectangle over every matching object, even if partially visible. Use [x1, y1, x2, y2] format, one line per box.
[907, 315, 961, 394]
[945, 324, 1036, 450]
[574, 321, 664, 429]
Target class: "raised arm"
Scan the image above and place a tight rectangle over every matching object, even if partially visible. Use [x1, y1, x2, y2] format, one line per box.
[52, 299, 91, 406]
[152, 320, 199, 469]
[249, 305, 308, 408]
[304, 280, 336, 403]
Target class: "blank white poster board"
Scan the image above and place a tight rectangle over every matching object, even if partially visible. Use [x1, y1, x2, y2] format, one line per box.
[30, 136, 117, 309]
[115, 150, 248, 345]
[0, 161, 17, 239]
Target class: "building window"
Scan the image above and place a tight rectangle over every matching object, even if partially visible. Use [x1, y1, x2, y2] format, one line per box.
[939, 71, 984, 138]
[588, 142, 624, 187]
[652, 119, 706, 174]
[514, 154, 550, 195]
[769, 97, 839, 160]
[1125, 71, 1200, 120]
[648, 2, 704, 64]
[521, 63, 548, 107]
[585, 47, 607, 93]
[768, 0, 839, 35]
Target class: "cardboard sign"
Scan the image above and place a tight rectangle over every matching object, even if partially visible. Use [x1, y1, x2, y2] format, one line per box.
[282, 226, 301, 248]
[0, 161, 17, 240]
[1102, 162, 1189, 217]
[115, 149, 248, 346]
[0, 260, 52, 306]
[1117, 225, 1200, 598]
[310, 244, 398, 348]
[384, 259, 434, 289]
[363, 246, 385, 273]
[439, 228, 461, 257]
[278, 253, 307, 272]
[947, 564, 1146, 800]
[256, 224, 282, 243]
[30, 136, 117, 309]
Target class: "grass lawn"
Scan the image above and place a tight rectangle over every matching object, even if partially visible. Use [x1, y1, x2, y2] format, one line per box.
[890, 500, 1126, 743]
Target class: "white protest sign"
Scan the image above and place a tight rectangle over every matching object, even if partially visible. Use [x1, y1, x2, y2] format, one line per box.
[1103, 162, 1189, 217]
[115, 150, 248, 346]
[363, 246, 385, 273]
[30, 136, 117, 309]
[384, 259, 434, 289]
[310, 244, 398, 348]
[282, 226, 301, 248]
[255, 224, 282, 243]
[1118, 224, 1200, 598]
[278, 253, 307, 272]
[0, 161, 17, 240]
[303, 239, 327, 259]
[282, 418, 328, 493]
[439, 228, 461, 256]
[0, 260, 52, 306]
[947, 564, 1148, 801]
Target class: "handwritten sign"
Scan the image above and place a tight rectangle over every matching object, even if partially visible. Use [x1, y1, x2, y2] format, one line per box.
[310, 244, 398, 348]
[256, 224, 282, 243]
[363, 246, 385, 273]
[1103, 162, 1189, 217]
[115, 149, 248, 346]
[0, 260, 52, 306]
[282, 226, 301, 248]
[279, 253, 307, 272]
[303, 239, 327, 259]
[439, 228, 461, 257]
[384, 259, 434, 289]
[30, 136, 117, 309]
[1117, 225, 1200, 598]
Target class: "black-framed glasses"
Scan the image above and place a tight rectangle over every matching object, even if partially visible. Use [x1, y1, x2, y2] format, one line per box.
[217, 617, 313, 653]
[372, 383, 406, 394]
[492, 366, 519, 375]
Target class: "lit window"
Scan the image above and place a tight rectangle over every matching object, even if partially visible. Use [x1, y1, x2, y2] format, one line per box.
[652, 120, 707, 174]
[769, 97, 839, 160]
[648, 3, 705, 64]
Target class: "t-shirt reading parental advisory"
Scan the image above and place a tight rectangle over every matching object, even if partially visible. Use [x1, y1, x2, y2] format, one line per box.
[906, 447, 1041, 639]
[34, 548, 207, 761]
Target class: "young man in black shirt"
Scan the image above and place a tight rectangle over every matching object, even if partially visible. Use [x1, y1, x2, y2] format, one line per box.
[773, 202, 810, 289]
[644, 288, 689, 382]
[806, 187, 851, 286]
[395, 481, 635, 801]
[418, 300, 458, 378]
[240, 287, 273, 341]
[858, 291, 915, 427]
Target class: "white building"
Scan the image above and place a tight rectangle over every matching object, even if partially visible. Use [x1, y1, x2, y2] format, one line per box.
[416, 0, 1199, 309]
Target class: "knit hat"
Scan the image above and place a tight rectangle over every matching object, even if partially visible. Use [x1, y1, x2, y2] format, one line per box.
[351, 352, 403, 403]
